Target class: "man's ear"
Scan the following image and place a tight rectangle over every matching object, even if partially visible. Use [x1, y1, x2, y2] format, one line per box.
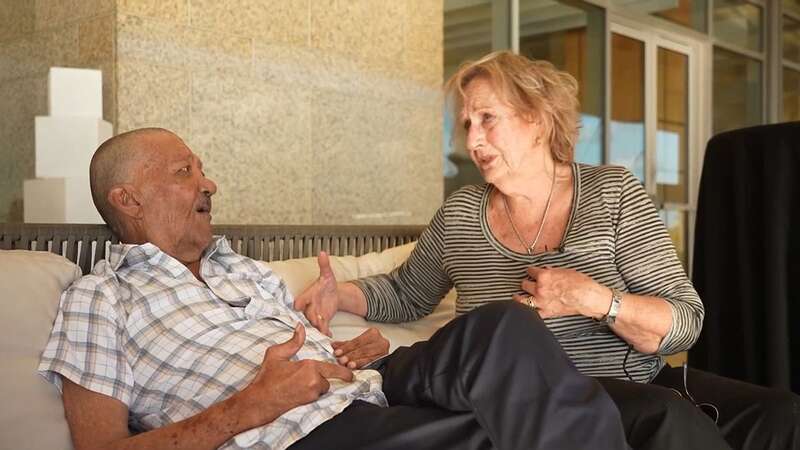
[107, 185, 142, 220]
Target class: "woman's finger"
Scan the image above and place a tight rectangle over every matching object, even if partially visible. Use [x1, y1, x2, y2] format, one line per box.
[511, 293, 528, 304]
[305, 305, 321, 329]
[527, 266, 544, 279]
[521, 278, 537, 294]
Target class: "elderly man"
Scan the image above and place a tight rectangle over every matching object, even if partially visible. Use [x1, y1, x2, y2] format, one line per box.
[38, 128, 628, 450]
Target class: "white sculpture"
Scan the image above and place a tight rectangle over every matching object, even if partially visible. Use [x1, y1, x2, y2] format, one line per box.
[24, 68, 112, 224]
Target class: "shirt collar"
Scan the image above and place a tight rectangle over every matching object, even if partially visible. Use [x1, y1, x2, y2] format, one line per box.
[108, 236, 229, 271]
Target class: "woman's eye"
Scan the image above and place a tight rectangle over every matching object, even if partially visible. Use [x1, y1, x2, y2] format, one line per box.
[482, 113, 495, 122]
[462, 119, 471, 131]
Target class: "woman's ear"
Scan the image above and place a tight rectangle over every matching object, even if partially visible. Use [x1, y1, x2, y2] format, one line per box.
[108, 185, 143, 220]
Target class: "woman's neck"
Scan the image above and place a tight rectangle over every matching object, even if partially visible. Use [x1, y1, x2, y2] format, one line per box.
[494, 159, 567, 209]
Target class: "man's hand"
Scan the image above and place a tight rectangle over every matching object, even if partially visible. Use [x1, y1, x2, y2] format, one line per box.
[331, 327, 390, 369]
[61, 323, 354, 450]
[294, 251, 340, 336]
[241, 323, 354, 426]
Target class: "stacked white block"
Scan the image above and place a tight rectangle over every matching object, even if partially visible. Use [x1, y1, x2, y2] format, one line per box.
[24, 67, 112, 224]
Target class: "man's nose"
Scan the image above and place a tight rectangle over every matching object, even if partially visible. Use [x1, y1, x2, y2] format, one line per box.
[201, 176, 217, 196]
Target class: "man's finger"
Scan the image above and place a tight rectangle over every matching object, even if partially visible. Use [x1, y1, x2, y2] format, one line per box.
[315, 361, 354, 382]
[316, 376, 331, 395]
[331, 335, 364, 356]
[331, 328, 378, 355]
[351, 355, 381, 368]
[337, 343, 379, 364]
[266, 323, 305, 361]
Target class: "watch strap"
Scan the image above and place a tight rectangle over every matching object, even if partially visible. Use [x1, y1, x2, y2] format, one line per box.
[605, 288, 623, 325]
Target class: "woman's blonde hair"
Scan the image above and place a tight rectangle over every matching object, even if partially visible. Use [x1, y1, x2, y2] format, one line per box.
[445, 50, 580, 163]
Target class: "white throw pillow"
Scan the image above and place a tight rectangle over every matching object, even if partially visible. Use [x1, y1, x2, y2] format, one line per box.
[266, 243, 456, 352]
[0, 250, 81, 450]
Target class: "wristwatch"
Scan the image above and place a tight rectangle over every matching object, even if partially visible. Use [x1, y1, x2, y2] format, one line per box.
[605, 288, 623, 325]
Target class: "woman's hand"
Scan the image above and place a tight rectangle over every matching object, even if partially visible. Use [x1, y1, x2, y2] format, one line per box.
[512, 266, 611, 319]
[294, 252, 340, 336]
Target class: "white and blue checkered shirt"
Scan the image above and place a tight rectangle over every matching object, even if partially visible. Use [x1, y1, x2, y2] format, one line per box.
[38, 236, 386, 450]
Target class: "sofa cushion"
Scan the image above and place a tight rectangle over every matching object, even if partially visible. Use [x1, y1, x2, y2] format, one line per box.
[0, 250, 81, 450]
[266, 243, 456, 352]
[0, 243, 454, 450]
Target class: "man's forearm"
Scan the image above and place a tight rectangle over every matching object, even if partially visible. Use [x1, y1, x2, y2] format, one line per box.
[84, 389, 276, 450]
[337, 282, 368, 317]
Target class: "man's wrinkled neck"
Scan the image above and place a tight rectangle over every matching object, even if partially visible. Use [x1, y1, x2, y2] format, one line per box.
[118, 223, 208, 281]
[183, 259, 203, 281]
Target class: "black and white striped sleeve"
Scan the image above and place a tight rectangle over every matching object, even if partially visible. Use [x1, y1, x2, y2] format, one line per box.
[613, 169, 704, 355]
[355, 205, 453, 323]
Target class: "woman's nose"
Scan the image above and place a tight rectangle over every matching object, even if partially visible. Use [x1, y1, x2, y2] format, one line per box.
[465, 125, 485, 151]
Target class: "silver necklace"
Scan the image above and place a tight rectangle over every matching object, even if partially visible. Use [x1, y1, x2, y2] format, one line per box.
[501, 170, 557, 255]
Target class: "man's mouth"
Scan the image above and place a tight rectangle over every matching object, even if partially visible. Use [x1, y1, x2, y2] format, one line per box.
[195, 201, 212, 215]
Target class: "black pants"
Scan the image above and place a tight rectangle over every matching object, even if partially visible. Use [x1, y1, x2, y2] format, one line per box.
[289, 302, 629, 450]
[596, 365, 800, 450]
[652, 365, 799, 450]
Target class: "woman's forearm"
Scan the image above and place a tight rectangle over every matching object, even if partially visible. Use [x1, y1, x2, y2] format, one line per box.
[589, 290, 673, 354]
[337, 282, 368, 317]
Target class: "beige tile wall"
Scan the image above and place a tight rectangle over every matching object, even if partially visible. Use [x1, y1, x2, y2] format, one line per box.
[0, 0, 116, 222]
[0, 0, 443, 225]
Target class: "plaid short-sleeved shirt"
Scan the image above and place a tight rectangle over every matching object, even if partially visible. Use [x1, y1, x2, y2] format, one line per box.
[38, 236, 386, 450]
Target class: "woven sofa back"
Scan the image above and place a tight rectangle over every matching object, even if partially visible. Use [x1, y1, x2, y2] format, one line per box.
[0, 223, 425, 275]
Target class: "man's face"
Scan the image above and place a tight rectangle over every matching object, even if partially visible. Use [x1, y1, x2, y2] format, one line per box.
[135, 132, 217, 260]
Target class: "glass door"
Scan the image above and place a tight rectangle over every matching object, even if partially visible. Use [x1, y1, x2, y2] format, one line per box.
[609, 21, 704, 269]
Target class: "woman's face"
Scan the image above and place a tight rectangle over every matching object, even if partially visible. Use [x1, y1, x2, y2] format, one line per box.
[460, 77, 544, 185]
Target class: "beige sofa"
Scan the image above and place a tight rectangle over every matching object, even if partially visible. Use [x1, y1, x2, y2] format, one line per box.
[0, 225, 455, 450]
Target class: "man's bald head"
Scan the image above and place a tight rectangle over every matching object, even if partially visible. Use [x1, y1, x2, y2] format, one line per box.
[89, 128, 171, 233]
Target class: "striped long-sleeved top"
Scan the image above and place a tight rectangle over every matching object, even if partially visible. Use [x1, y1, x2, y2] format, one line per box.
[356, 163, 704, 383]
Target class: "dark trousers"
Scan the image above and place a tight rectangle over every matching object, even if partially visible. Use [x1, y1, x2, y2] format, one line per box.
[597, 365, 800, 450]
[289, 302, 629, 450]
[653, 366, 799, 450]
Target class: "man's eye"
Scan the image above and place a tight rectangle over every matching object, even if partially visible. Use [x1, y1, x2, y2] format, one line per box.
[178, 166, 190, 173]
[462, 120, 471, 131]
[482, 113, 495, 122]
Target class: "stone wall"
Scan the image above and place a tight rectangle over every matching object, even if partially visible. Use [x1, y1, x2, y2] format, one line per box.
[0, 0, 116, 222]
[0, 0, 443, 225]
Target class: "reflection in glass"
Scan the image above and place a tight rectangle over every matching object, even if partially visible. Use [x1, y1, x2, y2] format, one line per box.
[784, 68, 800, 122]
[659, 209, 688, 268]
[713, 47, 762, 134]
[785, 0, 800, 16]
[657, 48, 689, 204]
[610, 33, 645, 181]
[611, 0, 707, 32]
[713, 0, 762, 52]
[444, 0, 492, 80]
[443, 0, 493, 197]
[784, 15, 800, 64]
[519, 0, 605, 165]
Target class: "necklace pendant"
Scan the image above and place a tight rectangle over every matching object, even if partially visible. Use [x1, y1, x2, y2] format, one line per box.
[526, 247, 533, 256]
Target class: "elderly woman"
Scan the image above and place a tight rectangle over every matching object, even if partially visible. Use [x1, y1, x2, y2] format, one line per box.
[296, 51, 798, 449]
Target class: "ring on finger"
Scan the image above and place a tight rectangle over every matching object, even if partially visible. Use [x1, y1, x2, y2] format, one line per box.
[526, 295, 538, 309]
